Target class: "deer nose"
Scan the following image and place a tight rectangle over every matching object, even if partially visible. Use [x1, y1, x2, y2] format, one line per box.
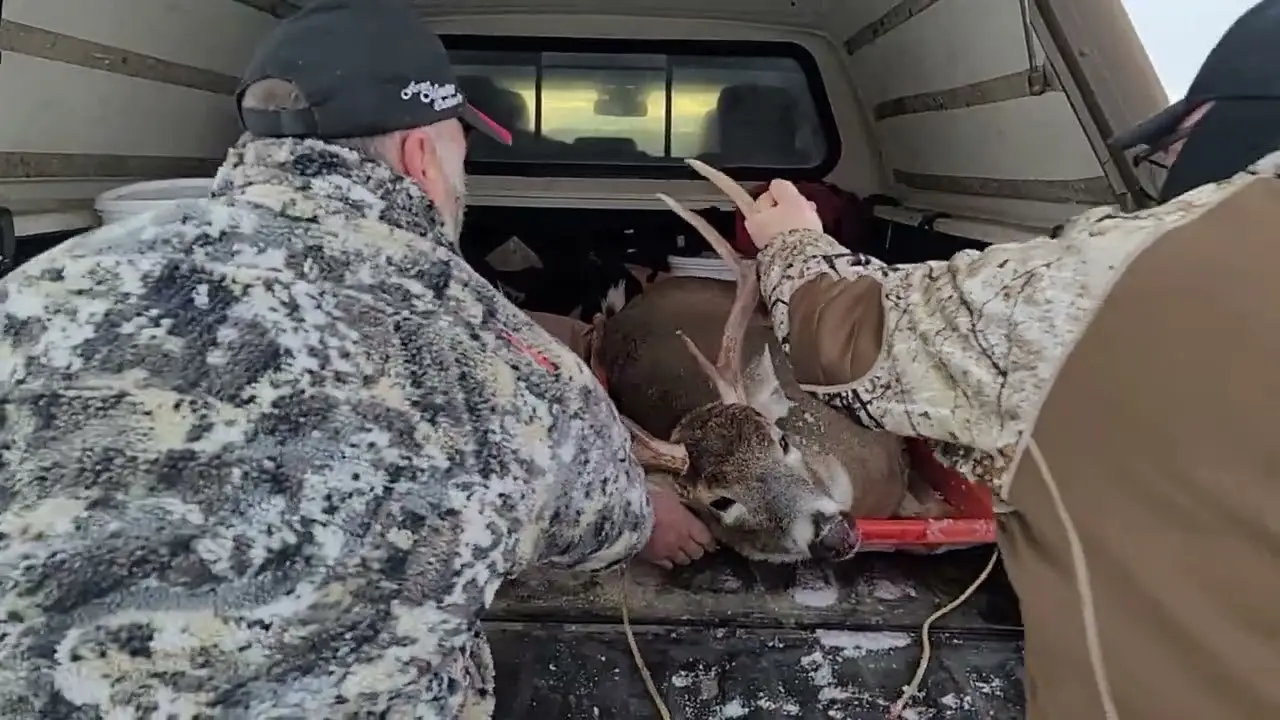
[808, 514, 856, 560]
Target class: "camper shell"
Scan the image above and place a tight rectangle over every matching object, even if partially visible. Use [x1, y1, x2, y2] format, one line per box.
[0, 0, 1168, 716]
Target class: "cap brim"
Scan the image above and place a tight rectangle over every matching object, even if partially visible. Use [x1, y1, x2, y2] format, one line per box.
[1158, 97, 1280, 201]
[461, 103, 512, 146]
[1107, 98, 1192, 152]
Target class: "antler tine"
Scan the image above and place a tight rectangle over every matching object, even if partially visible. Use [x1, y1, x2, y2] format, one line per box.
[685, 158, 757, 217]
[591, 312, 690, 474]
[620, 415, 690, 476]
[716, 262, 759, 401]
[655, 190, 760, 403]
[676, 331, 739, 403]
[655, 193, 747, 278]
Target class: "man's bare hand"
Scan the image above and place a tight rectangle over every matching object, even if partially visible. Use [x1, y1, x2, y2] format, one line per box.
[640, 484, 716, 569]
[744, 179, 823, 250]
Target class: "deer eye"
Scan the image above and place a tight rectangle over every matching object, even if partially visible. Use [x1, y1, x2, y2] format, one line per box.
[709, 497, 737, 513]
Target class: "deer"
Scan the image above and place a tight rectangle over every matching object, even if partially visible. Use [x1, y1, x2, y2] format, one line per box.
[591, 159, 937, 564]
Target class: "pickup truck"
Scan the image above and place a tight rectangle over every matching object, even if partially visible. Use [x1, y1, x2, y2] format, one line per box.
[0, 0, 1168, 716]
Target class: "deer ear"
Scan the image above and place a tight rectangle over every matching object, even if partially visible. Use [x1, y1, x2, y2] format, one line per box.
[744, 345, 792, 424]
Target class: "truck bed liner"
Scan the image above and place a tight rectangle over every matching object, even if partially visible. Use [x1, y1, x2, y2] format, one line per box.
[486, 548, 1025, 718]
[488, 622, 1023, 718]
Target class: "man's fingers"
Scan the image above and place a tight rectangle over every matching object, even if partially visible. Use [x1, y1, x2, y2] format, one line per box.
[754, 191, 778, 211]
[643, 552, 675, 570]
[672, 548, 695, 565]
[769, 178, 805, 203]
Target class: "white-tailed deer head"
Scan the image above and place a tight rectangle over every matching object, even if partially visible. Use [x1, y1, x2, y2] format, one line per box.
[599, 159, 858, 563]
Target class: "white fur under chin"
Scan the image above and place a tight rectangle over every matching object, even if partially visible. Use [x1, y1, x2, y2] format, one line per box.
[811, 453, 855, 512]
[768, 456, 855, 562]
[784, 493, 847, 556]
[786, 511, 820, 555]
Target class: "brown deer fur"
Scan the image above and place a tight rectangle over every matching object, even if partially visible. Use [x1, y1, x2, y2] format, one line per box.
[592, 160, 913, 563]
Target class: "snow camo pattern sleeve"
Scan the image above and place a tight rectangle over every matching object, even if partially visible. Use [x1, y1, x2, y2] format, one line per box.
[754, 212, 1183, 496]
[0, 136, 651, 719]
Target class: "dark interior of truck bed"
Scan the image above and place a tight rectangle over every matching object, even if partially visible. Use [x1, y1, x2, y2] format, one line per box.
[457, 196, 990, 317]
[460, 200, 1024, 718]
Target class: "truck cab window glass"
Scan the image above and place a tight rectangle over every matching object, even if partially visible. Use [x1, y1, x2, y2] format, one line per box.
[541, 52, 669, 159]
[670, 55, 826, 169]
[449, 45, 830, 171]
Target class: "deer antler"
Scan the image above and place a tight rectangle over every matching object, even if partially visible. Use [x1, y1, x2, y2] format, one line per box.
[686, 158, 758, 215]
[654, 159, 761, 405]
[590, 313, 691, 476]
[621, 415, 690, 476]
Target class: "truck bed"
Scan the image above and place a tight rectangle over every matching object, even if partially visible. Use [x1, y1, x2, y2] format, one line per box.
[485, 547, 1025, 718]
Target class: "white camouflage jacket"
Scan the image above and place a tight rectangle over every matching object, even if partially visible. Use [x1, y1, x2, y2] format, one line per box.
[755, 151, 1280, 499]
[0, 136, 652, 718]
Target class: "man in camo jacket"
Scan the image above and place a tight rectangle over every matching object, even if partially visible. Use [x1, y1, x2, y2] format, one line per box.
[0, 1, 717, 716]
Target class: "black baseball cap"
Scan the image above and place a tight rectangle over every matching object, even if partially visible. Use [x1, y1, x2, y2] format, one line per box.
[1108, 0, 1280, 155]
[236, 0, 510, 145]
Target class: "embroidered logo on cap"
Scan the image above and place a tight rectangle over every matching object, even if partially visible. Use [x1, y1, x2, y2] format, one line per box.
[400, 81, 463, 112]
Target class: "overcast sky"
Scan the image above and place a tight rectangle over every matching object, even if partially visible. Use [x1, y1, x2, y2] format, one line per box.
[1121, 0, 1258, 98]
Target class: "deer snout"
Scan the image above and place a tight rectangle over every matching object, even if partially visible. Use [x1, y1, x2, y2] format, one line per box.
[808, 514, 857, 561]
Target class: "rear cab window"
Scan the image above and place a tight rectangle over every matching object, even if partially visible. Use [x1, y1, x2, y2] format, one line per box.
[444, 36, 841, 180]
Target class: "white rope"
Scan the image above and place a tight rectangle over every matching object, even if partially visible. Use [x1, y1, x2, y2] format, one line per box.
[620, 567, 673, 720]
[888, 547, 1001, 718]
[1027, 439, 1119, 719]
